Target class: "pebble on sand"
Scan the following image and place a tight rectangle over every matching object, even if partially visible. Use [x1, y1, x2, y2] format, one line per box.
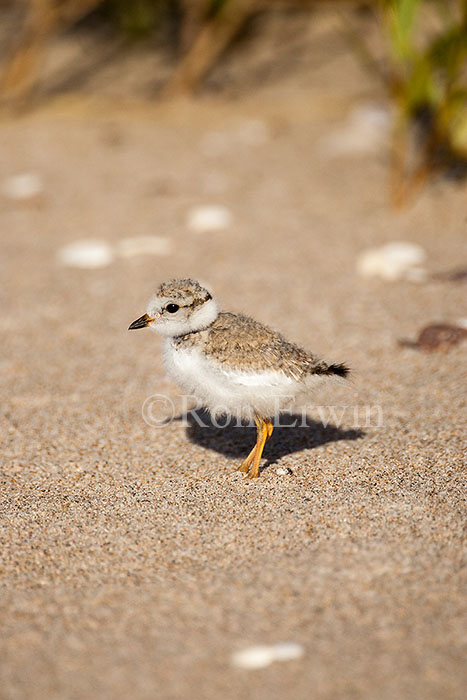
[116, 236, 172, 258]
[356, 242, 427, 281]
[57, 240, 115, 269]
[231, 642, 304, 670]
[399, 323, 467, 351]
[2, 173, 43, 200]
[186, 205, 232, 233]
[318, 105, 391, 157]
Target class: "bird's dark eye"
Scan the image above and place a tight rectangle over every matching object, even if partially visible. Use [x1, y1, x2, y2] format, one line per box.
[166, 303, 179, 313]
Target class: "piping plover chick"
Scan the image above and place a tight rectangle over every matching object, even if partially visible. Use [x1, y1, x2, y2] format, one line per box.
[129, 279, 349, 479]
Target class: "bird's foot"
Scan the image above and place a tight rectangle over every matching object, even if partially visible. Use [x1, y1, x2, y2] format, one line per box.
[236, 443, 257, 473]
[236, 460, 251, 473]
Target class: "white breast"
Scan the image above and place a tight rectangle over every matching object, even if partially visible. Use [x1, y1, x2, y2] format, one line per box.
[162, 340, 299, 420]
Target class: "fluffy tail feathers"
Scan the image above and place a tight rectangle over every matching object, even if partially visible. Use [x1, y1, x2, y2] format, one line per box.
[314, 362, 350, 378]
[327, 363, 350, 378]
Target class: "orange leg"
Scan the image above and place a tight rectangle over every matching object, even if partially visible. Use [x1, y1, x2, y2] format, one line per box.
[237, 441, 257, 473]
[245, 416, 274, 479]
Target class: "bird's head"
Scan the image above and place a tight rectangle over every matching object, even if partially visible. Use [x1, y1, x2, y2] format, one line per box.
[128, 278, 218, 337]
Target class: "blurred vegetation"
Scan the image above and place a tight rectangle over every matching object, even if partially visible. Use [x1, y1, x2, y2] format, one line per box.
[0, 0, 465, 196]
[104, 0, 164, 38]
[378, 0, 467, 198]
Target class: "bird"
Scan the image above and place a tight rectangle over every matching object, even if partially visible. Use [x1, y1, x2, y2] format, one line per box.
[129, 278, 349, 479]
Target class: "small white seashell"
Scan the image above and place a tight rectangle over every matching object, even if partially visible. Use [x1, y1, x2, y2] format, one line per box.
[318, 105, 391, 157]
[231, 642, 304, 669]
[231, 646, 276, 670]
[356, 242, 426, 281]
[2, 173, 43, 200]
[186, 205, 232, 233]
[456, 318, 467, 329]
[57, 240, 114, 269]
[116, 236, 172, 258]
[276, 466, 289, 476]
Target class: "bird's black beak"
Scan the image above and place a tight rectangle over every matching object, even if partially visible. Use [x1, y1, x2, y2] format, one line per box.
[128, 313, 154, 330]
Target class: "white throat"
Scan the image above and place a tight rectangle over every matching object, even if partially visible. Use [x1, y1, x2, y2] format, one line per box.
[188, 298, 219, 332]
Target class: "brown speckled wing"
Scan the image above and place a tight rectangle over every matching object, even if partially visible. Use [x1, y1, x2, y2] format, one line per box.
[197, 312, 330, 380]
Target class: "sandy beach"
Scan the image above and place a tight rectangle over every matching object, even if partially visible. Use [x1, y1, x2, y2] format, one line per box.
[1, 66, 466, 698]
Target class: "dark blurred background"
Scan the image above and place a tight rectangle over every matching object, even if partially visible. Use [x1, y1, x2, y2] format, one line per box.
[1, 0, 466, 192]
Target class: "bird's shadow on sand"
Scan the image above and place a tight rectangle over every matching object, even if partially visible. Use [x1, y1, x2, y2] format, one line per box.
[179, 409, 364, 471]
